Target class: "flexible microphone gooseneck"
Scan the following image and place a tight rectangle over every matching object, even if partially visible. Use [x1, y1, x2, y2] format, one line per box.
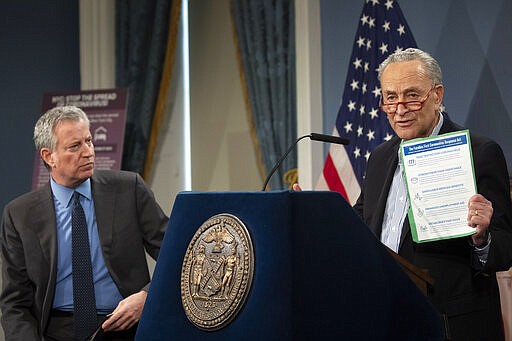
[261, 133, 349, 191]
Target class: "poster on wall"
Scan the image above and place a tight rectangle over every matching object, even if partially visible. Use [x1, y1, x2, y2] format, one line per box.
[31, 88, 128, 190]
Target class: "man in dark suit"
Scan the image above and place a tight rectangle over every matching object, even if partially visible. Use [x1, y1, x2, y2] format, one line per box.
[353, 48, 512, 340]
[1, 106, 168, 340]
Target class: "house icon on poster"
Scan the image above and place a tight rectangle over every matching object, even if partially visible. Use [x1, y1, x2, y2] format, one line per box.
[94, 126, 108, 142]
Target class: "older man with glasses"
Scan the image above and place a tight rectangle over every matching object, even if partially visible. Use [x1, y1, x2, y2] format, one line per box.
[353, 48, 512, 340]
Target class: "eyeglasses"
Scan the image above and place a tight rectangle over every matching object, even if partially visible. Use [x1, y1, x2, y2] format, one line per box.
[379, 86, 436, 114]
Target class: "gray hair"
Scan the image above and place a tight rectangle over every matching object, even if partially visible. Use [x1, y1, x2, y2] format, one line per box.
[33, 105, 90, 152]
[378, 48, 443, 85]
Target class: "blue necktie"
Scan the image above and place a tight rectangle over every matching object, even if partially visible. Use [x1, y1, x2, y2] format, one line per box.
[72, 191, 97, 340]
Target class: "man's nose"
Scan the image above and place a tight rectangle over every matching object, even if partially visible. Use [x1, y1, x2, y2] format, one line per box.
[83, 142, 95, 155]
[395, 103, 408, 115]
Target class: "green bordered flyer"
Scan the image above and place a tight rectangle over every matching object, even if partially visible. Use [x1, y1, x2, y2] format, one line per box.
[400, 130, 477, 243]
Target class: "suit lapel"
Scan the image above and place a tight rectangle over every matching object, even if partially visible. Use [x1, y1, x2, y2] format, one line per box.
[31, 185, 57, 273]
[30, 185, 58, 330]
[91, 174, 115, 253]
[400, 215, 411, 248]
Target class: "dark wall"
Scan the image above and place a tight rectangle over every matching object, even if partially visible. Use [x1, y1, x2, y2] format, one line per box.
[321, 0, 512, 175]
[0, 1, 80, 209]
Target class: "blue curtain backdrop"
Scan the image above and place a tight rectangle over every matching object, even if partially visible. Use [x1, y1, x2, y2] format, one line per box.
[231, 0, 297, 190]
[116, 0, 173, 174]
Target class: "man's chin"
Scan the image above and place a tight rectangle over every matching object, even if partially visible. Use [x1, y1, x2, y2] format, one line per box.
[79, 168, 95, 180]
[395, 127, 419, 141]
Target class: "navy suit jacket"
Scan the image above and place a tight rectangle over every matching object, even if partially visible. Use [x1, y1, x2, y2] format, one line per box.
[1, 170, 168, 340]
[354, 116, 512, 340]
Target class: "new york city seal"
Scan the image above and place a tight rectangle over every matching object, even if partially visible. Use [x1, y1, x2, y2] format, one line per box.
[181, 213, 254, 330]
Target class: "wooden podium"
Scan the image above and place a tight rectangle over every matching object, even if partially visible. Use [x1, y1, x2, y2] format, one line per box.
[386, 247, 434, 296]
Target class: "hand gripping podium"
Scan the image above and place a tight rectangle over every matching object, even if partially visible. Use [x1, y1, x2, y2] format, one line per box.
[136, 191, 442, 340]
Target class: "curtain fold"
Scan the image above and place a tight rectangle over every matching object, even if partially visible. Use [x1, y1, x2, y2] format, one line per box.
[143, 0, 182, 179]
[231, 0, 297, 190]
[115, 0, 173, 174]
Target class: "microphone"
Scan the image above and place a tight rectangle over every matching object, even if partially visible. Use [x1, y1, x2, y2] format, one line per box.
[309, 133, 349, 145]
[261, 133, 349, 191]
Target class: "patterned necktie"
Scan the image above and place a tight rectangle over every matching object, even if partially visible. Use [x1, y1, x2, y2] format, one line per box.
[71, 191, 97, 340]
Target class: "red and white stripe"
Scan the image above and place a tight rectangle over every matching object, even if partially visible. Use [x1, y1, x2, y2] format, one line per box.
[316, 127, 360, 205]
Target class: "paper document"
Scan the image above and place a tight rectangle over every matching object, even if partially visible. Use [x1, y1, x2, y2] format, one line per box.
[400, 130, 477, 243]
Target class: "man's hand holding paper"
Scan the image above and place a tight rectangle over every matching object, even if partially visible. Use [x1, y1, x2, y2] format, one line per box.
[468, 194, 493, 247]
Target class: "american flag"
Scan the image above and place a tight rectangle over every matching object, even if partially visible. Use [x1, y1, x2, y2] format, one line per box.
[316, 0, 417, 204]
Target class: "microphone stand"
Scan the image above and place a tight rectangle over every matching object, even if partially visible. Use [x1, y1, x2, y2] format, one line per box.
[261, 133, 350, 191]
[261, 135, 311, 191]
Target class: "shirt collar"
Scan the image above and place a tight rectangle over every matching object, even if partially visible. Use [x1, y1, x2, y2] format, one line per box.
[431, 112, 444, 137]
[50, 178, 92, 208]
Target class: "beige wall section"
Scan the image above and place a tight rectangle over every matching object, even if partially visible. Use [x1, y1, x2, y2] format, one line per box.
[189, 0, 262, 192]
[79, 0, 116, 90]
[295, 0, 324, 190]
[148, 64, 187, 214]
[148, 12, 187, 215]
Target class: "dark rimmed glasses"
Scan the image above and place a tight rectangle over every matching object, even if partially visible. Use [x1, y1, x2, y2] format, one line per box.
[379, 86, 436, 114]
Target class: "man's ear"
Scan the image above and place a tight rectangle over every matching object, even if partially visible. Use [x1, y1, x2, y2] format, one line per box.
[434, 84, 444, 107]
[41, 148, 54, 168]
